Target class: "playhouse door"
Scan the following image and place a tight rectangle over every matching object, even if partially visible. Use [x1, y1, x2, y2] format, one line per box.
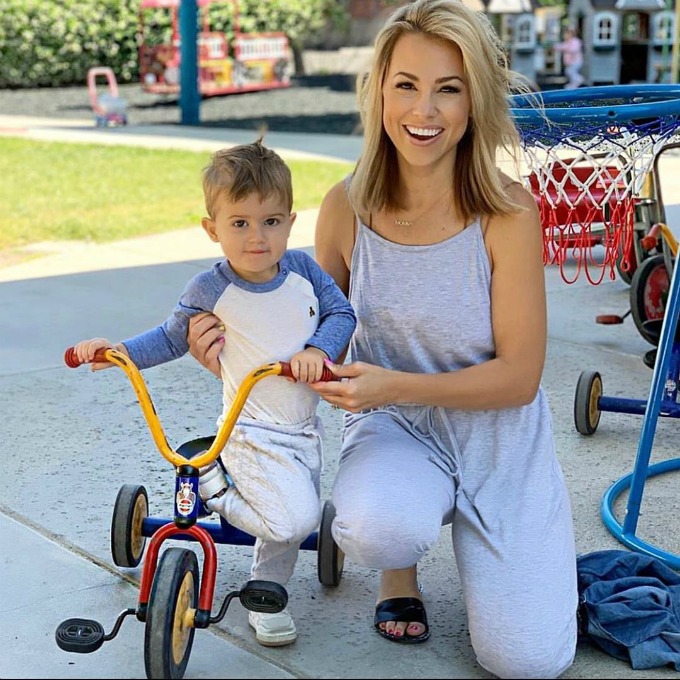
[619, 11, 649, 84]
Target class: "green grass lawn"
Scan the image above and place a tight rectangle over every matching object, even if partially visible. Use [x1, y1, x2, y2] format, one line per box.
[0, 138, 354, 251]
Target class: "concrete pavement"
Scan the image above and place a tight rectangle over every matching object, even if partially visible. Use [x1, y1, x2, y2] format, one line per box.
[2, 114, 680, 679]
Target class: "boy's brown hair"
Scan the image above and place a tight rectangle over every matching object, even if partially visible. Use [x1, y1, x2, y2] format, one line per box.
[202, 138, 293, 218]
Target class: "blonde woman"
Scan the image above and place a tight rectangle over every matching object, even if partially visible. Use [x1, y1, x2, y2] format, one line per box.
[310, 1, 577, 676]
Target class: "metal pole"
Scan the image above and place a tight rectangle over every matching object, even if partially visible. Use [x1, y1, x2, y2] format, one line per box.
[179, 0, 200, 125]
[672, 0, 680, 83]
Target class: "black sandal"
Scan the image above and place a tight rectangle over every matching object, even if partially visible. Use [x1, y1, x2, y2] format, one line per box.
[373, 597, 430, 644]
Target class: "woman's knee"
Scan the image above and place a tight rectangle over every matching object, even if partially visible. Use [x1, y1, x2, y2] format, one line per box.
[477, 649, 575, 680]
[473, 624, 576, 679]
[332, 506, 440, 569]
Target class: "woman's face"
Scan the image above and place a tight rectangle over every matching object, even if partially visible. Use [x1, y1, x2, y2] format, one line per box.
[382, 32, 471, 171]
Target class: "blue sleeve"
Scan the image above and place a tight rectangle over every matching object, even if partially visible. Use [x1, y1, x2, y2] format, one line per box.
[122, 264, 227, 370]
[286, 250, 356, 361]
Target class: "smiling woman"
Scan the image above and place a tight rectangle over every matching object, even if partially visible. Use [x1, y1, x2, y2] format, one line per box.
[304, 0, 579, 675]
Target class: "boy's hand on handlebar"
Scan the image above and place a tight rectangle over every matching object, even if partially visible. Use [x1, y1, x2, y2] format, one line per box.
[187, 313, 224, 379]
[289, 347, 328, 383]
[73, 338, 127, 371]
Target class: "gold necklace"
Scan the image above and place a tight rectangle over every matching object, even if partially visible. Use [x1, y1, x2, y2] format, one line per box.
[393, 189, 451, 227]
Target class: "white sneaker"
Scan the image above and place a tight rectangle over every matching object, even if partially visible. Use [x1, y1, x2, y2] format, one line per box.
[248, 609, 297, 647]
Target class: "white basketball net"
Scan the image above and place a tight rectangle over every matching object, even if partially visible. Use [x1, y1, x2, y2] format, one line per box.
[517, 114, 680, 284]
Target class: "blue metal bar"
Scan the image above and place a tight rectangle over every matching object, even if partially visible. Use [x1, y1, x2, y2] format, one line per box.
[597, 395, 680, 417]
[510, 84, 680, 124]
[143, 516, 319, 551]
[179, 0, 200, 125]
[620, 256, 680, 536]
[601, 457, 680, 569]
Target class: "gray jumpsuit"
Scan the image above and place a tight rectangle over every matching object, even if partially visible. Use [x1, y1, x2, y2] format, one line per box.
[331, 217, 578, 679]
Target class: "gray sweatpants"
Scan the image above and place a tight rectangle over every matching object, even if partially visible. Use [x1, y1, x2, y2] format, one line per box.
[331, 404, 578, 679]
[208, 415, 323, 585]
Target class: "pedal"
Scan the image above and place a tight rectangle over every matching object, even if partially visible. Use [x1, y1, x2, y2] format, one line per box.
[240, 580, 288, 613]
[596, 310, 631, 325]
[55, 618, 105, 653]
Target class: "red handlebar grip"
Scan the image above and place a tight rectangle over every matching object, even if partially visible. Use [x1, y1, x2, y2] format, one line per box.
[279, 361, 339, 382]
[319, 365, 339, 382]
[64, 346, 110, 367]
[64, 347, 80, 367]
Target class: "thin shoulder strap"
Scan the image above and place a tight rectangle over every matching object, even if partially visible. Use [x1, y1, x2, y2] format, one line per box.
[343, 174, 359, 249]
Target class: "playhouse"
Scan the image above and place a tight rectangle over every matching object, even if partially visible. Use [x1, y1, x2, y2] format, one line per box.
[492, 0, 677, 88]
[138, 0, 291, 96]
[564, 0, 675, 86]
[482, 0, 563, 88]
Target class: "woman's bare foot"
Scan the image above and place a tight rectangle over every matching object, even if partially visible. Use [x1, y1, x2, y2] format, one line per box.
[375, 566, 427, 640]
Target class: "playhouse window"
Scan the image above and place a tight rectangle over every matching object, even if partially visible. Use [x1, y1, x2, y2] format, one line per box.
[500, 15, 514, 45]
[513, 15, 536, 51]
[593, 12, 618, 47]
[652, 11, 674, 46]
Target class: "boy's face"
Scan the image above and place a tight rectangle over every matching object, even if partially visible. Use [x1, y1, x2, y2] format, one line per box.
[202, 192, 296, 283]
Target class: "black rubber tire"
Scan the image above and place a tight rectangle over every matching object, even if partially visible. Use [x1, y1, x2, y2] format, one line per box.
[111, 484, 148, 568]
[629, 254, 670, 346]
[144, 547, 198, 680]
[574, 370, 603, 436]
[317, 500, 344, 587]
[662, 236, 675, 286]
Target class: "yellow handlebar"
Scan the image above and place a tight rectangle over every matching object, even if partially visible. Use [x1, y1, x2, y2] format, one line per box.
[64, 347, 338, 468]
[64, 347, 298, 469]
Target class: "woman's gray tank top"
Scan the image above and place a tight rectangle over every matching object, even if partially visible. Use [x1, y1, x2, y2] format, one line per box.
[349, 218, 494, 375]
[347, 215, 558, 477]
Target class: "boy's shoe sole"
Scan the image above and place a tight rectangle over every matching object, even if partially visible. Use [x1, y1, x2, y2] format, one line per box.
[248, 609, 297, 647]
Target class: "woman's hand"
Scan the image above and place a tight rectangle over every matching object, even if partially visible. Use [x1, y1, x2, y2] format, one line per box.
[308, 360, 398, 412]
[187, 313, 224, 379]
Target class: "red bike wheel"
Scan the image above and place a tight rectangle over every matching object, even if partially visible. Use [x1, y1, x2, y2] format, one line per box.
[630, 254, 670, 346]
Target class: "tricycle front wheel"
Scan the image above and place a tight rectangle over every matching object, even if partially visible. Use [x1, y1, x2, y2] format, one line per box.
[144, 547, 198, 680]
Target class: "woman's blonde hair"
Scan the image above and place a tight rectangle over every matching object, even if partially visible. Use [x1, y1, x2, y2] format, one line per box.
[351, 0, 529, 223]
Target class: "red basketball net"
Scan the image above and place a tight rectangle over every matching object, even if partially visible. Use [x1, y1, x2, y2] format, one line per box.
[515, 113, 680, 285]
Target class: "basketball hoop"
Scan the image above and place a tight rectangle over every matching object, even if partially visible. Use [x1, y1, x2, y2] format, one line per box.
[510, 85, 680, 284]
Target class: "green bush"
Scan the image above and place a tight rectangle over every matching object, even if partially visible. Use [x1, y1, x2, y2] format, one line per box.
[0, 0, 346, 89]
[0, 0, 139, 88]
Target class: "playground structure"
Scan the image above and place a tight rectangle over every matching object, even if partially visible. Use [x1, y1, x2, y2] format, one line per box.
[138, 0, 291, 97]
[510, 84, 680, 570]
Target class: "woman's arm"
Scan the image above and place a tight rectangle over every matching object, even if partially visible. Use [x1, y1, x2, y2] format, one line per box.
[314, 180, 355, 296]
[310, 183, 547, 412]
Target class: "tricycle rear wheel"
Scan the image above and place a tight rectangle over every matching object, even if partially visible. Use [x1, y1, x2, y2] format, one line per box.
[317, 500, 344, 587]
[111, 484, 148, 568]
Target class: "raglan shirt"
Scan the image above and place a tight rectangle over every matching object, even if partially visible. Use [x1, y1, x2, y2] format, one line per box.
[122, 250, 356, 425]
